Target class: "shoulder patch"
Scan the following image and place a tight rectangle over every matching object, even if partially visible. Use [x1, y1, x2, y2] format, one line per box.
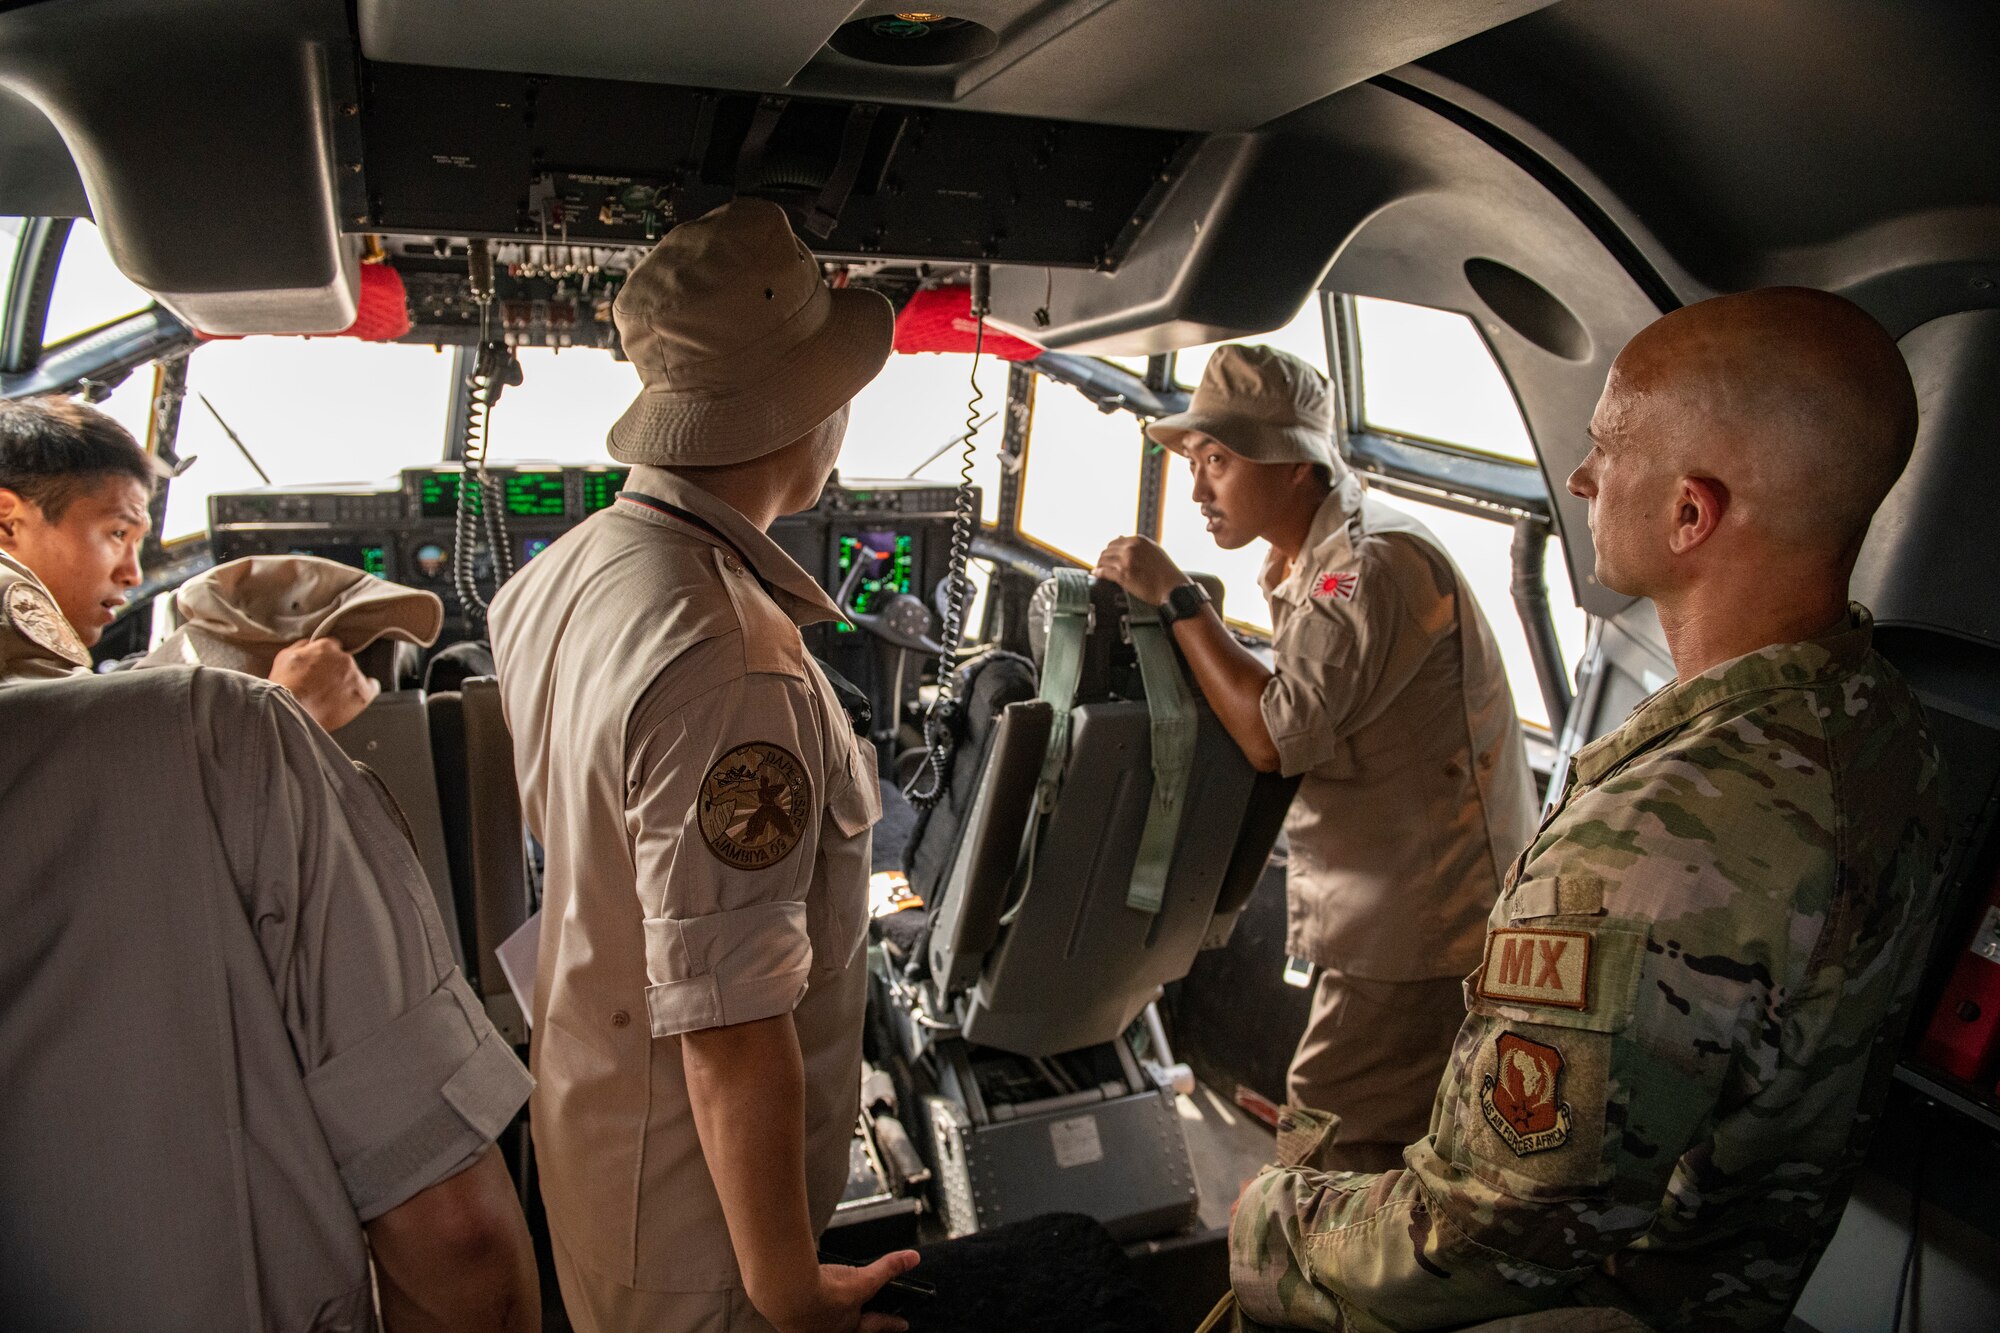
[698, 741, 812, 870]
[1480, 1032, 1572, 1156]
[1477, 927, 1593, 1010]
[5, 580, 89, 665]
[1311, 571, 1358, 601]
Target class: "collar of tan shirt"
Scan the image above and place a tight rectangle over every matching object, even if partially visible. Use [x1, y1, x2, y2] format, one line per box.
[620, 465, 847, 631]
[1259, 471, 1369, 605]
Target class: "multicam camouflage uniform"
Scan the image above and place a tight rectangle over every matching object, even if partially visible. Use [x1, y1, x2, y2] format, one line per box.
[1230, 605, 1948, 1331]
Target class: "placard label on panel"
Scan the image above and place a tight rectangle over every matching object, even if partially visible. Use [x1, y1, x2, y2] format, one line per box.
[1050, 1114, 1104, 1169]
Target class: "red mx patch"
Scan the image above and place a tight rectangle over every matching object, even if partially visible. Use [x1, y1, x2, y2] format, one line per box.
[1480, 1032, 1573, 1156]
[1312, 571, 1359, 601]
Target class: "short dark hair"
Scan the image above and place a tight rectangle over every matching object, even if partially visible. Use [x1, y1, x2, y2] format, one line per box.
[0, 395, 164, 522]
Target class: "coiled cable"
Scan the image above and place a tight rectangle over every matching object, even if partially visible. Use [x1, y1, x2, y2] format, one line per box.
[451, 248, 523, 628]
[905, 270, 988, 809]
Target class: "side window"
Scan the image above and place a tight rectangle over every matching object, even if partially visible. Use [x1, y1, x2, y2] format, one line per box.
[1344, 294, 1585, 729]
[1352, 294, 1534, 463]
[1016, 378, 1145, 563]
[44, 221, 153, 347]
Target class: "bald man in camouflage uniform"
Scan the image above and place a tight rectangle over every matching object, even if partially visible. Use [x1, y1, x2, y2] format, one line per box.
[1229, 289, 1949, 1331]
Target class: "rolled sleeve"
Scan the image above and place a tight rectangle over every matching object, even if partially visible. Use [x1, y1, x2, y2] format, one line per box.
[626, 670, 829, 1038]
[218, 675, 533, 1221]
[307, 972, 535, 1220]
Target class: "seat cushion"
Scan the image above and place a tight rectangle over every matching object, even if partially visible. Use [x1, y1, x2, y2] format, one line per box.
[868, 1212, 1169, 1333]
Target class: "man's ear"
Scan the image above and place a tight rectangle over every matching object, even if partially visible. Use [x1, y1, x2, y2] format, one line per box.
[0, 486, 24, 542]
[1668, 474, 1729, 556]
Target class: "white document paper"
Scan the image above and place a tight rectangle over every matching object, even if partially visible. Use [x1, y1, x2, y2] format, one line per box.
[495, 909, 541, 1029]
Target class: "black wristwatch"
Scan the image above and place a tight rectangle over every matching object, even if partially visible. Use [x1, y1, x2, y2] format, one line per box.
[1156, 581, 1211, 626]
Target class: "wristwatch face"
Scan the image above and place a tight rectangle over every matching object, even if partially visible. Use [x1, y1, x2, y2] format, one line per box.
[1163, 582, 1207, 623]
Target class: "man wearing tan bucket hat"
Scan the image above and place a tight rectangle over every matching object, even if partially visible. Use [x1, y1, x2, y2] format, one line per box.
[489, 199, 919, 1333]
[1095, 343, 1537, 1171]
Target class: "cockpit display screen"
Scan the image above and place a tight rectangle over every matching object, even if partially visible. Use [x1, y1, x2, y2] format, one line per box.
[504, 471, 566, 517]
[836, 531, 914, 629]
[417, 472, 477, 517]
[579, 468, 631, 513]
[286, 543, 387, 578]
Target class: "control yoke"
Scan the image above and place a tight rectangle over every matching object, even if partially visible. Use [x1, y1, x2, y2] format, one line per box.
[836, 542, 945, 656]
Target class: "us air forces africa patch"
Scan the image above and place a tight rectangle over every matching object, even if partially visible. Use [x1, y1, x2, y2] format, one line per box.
[5, 579, 89, 666]
[1481, 1032, 1573, 1156]
[698, 741, 812, 870]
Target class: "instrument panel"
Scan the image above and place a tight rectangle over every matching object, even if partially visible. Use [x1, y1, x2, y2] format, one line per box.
[207, 466, 975, 663]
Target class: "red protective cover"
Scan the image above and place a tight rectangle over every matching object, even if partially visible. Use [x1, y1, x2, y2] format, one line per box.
[197, 261, 411, 342]
[1915, 867, 2000, 1083]
[892, 284, 1042, 361]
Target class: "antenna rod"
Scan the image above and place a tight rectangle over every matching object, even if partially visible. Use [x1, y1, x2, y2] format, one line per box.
[196, 392, 272, 486]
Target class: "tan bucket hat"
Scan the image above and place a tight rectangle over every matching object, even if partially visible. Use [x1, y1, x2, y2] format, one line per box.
[1145, 343, 1338, 468]
[607, 198, 894, 466]
[143, 555, 442, 677]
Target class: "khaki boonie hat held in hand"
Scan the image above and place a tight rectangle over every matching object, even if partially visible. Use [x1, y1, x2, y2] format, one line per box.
[608, 198, 895, 467]
[143, 555, 442, 677]
[1146, 344, 1339, 469]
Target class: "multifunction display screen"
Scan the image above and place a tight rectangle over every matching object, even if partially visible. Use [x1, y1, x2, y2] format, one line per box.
[504, 471, 566, 517]
[579, 468, 631, 514]
[284, 543, 387, 578]
[417, 469, 565, 518]
[417, 472, 476, 518]
[835, 531, 914, 630]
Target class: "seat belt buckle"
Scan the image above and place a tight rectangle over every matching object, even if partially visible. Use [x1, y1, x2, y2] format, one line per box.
[1281, 955, 1318, 989]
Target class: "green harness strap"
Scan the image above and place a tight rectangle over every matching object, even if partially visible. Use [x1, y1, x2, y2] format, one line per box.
[1032, 567, 1092, 812]
[999, 568, 1092, 926]
[1124, 595, 1196, 914]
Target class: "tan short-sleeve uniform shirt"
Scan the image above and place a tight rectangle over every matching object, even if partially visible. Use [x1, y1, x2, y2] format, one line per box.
[490, 466, 879, 1295]
[0, 666, 531, 1331]
[1259, 479, 1538, 980]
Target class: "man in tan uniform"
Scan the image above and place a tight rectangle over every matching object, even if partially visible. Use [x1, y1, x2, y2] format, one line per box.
[0, 394, 384, 730]
[1096, 344, 1537, 1170]
[0, 550, 540, 1330]
[490, 199, 918, 1333]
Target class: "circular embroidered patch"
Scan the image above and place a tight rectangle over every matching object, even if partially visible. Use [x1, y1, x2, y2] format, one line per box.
[698, 741, 812, 870]
[6, 580, 88, 666]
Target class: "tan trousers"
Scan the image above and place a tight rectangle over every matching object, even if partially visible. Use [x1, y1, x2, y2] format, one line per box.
[1285, 970, 1466, 1174]
[551, 1228, 777, 1333]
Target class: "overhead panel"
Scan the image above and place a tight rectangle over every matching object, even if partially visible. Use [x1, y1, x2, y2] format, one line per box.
[359, 63, 1192, 269]
[358, 0, 862, 92]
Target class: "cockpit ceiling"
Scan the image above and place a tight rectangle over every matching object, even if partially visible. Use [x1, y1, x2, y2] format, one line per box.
[357, 0, 1560, 134]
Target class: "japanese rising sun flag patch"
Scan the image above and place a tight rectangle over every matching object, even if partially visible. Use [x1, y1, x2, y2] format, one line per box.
[1311, 571, 1359, 601]
[1481, 1032, 1572, 1156]
[699, 742, 812, 870]
[1477, 928, 1593, 1010]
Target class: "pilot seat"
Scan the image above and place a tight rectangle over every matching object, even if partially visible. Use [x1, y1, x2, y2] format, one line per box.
[879, 569, 1297, 1242]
